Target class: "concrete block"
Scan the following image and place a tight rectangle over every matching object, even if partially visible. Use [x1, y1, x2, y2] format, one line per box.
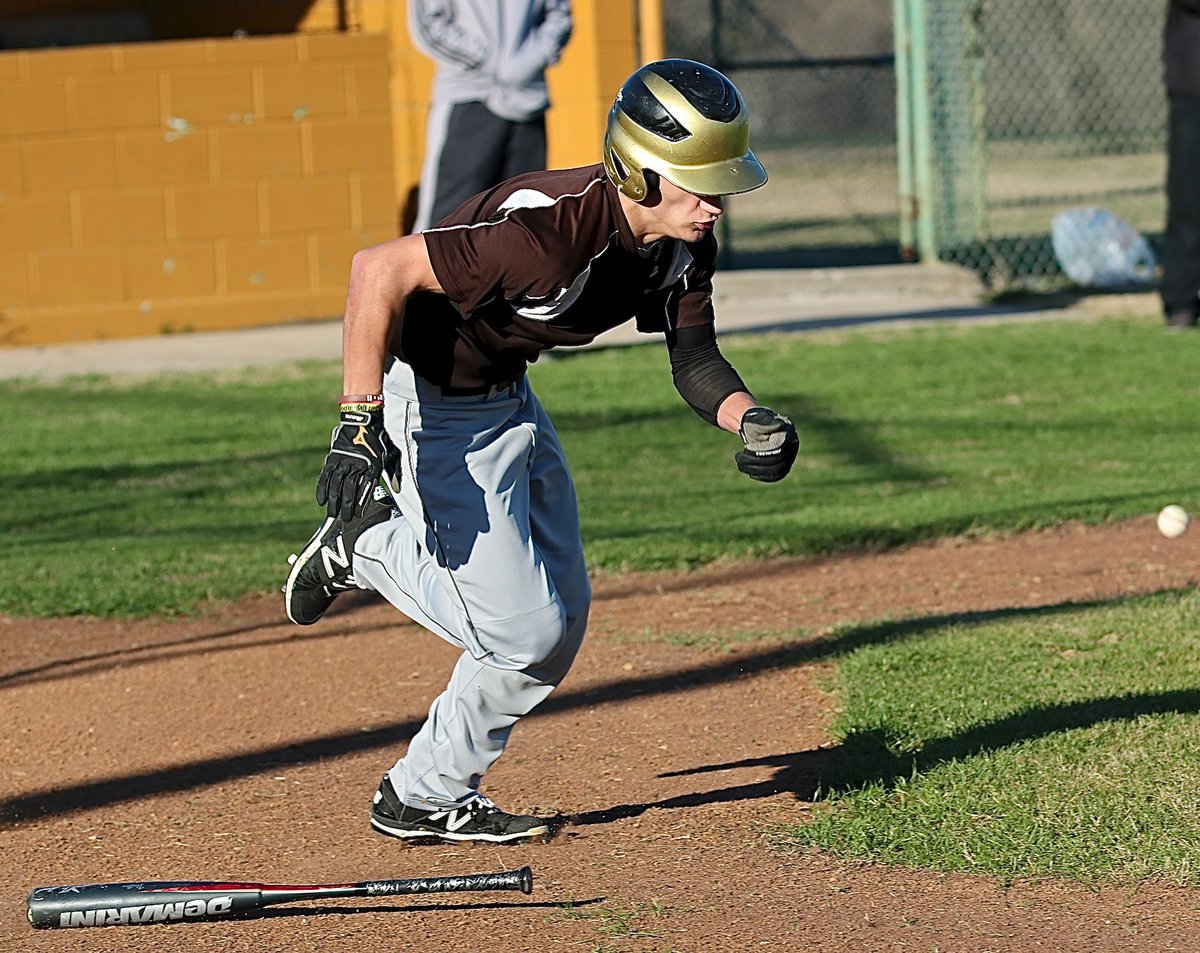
[260, 64, 348, 120]
[121, 130, 210, 185]
[0, 82, 68, 136]
[0, 253, 30, 304]
[78, 190, 167, 245]
[72, 74, 161, 131]
[0, 194, 72, 251]
[310, 117, 392, 173]
[24, 135, 119, 192]
[221, 237, 312, 291]
[355, 171, 399, 227]
[34, 250, 125, 306]
[168, 69, 255, 124]
[173, 184, 260, 239]
[0, 142, 23, 195]
[125, 245, 218, 298]
[216, 124, 303, 178]
[351, 62, 390, 114]
[266, 177, 352, 232]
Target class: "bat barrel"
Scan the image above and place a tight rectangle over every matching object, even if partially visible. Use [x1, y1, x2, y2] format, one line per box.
[27, 883, 265, 929]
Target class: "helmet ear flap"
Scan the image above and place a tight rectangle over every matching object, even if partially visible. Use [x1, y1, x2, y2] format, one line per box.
[642, 169, 660, 197]
[605, 145, 650, 199]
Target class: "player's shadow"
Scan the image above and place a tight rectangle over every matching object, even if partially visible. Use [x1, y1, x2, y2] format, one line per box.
[0, 615, 384, 691]
[568, 687, 1200, 828]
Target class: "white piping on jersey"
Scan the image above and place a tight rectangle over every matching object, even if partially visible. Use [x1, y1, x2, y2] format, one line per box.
[422, 176, 606, 234]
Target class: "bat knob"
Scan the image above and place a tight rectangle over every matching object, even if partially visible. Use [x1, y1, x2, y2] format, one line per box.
[518, 866, 533, 895]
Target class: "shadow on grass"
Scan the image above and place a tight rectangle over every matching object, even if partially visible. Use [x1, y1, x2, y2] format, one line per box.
[3, 590, 1194, 826]
[570, 687, 1200, 828]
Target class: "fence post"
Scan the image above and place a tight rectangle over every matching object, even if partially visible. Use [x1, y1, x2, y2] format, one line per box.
[906, 0, 938, 261]
[893, 0, 938, 262]
[892, 0, 917, 260]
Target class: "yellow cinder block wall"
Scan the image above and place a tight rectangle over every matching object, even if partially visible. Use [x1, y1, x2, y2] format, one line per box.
[0, 0, 650, 347]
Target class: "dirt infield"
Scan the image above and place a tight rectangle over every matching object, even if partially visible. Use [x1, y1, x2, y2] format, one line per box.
[4, 518, 1200, 952]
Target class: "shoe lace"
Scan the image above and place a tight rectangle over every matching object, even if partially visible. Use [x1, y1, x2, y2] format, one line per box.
[468, 794, 500, 817]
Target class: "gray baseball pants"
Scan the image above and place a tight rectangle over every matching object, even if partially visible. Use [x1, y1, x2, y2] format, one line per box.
[353, 359, 590, 810]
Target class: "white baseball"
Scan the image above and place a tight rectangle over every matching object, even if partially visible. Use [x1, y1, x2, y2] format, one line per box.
[1157, 504, 1190, 539]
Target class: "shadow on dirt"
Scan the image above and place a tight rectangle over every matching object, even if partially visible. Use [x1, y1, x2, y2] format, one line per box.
[224, 896, 602, 924]
[0, 619, 372, 690]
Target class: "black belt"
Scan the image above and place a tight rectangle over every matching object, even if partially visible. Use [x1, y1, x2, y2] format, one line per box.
[437, 378, 523, 398]
[440, 382, 508, 396]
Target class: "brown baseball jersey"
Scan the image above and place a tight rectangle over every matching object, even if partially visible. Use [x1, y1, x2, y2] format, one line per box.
[393, 163, 718, 391]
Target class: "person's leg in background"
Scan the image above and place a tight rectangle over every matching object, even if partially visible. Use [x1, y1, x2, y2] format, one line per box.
[414, 101, 512, 231]
[1162, 91, 1200, 329]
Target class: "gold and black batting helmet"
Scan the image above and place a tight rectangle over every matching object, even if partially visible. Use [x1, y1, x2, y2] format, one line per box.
[603, 59, 767, 201]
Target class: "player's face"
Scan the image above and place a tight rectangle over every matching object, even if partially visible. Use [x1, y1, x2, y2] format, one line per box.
[648, 177, 725, 243]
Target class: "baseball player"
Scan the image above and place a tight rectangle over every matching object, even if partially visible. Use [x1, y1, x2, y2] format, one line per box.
[284, 59, 799, 844]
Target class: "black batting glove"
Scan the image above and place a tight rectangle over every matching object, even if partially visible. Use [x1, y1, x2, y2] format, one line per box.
[316, 404, 398, 520]
[735, 406, 799, 483]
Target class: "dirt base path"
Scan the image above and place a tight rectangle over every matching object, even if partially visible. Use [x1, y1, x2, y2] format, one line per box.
[3, 518, 1200, 952]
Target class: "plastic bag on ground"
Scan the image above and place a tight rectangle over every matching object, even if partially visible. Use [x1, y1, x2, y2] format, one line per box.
[1050, 206, 1158, 288]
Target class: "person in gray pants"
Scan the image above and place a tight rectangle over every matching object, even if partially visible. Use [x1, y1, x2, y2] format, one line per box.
[284, 59, 799, 843]
[408, 0, 572, 232]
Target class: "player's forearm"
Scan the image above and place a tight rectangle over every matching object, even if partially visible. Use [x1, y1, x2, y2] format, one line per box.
[341, 314, 390, 396]
[341, 254, 399, 395]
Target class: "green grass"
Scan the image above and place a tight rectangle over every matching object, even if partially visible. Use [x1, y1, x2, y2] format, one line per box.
[789, 589, 1200, 884]
[1, 311, 1196, 617]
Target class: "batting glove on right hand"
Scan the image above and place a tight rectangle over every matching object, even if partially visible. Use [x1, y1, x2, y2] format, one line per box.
[316, 405, 398, 520]
[735, 406, 799, 483]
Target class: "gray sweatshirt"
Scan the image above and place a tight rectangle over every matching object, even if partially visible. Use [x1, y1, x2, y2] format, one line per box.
[408, 0, 573, 122]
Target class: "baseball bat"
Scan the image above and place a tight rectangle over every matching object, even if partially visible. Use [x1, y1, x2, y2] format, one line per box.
[27, 865, 533, 929]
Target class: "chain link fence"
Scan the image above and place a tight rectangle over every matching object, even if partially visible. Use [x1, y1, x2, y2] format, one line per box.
[667, 0, 1167, 288]
[663, 0, 901, 268]
[898, 0, 1165, 287]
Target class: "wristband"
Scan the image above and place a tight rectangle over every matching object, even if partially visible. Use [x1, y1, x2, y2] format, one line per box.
[338, 401, 383, 413]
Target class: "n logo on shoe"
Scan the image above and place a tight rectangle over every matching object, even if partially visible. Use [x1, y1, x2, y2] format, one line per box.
[320, 536, 351, 579]
[435, 808, 473, 833]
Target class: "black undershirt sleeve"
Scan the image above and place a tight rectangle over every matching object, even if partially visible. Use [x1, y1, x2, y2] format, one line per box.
[665, 324, 748, 427]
